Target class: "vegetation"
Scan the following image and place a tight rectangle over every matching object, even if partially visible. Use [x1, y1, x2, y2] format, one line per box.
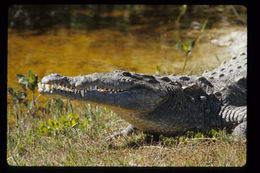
[7, 70, 246, 166]
[177, 40, 196, 74]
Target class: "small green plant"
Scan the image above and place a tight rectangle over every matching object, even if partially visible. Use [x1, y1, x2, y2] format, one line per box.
[7, 70, 38, 121]
[16, 70, 38, 92]
[177, 40, 196, 74]
[37, 113, 88, 137]
[161, 136, 189, 146]
[208, 129, 218, 138]
[194, 132, 204, 138]
[176, 16, 208, 75]
[161, 136, 176, 146]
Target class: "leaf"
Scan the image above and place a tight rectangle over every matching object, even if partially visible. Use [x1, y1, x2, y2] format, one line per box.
[186, 131, 194, 138]
[16, 74, 29, 90]
[183, 42, 189, 52]
[104, 107, 111, 114]
[177, 43, 185, 52]
[16, 89, 27, 101]
[190, 40, 196, 48]
[194, 132, 203, 138]
[68, 113, 79, 120]
[177, 40, 196, 53]
[81, 119, 88, 128]
[7, 87, 16, 98]
[28, 70, 35, 83]
[47, 119, 53, 127]
[28, 70, 38, 91]
[23, 100, 29, 109]
[60, 116, 67, 123]
[184, 138, 188, 144]
[74, 113, 79, 121]
[71, 119, 77, 127]
[16, 74, 25, 80]
[209, 129, 218, 138]
[184, 40, 196, 52]
[38, 122, 48, 136]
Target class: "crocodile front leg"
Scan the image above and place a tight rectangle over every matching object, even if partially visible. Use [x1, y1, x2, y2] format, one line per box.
[105, 124, 137, 142]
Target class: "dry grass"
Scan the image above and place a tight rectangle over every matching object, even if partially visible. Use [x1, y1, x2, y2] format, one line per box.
[7, 102, 246, 167]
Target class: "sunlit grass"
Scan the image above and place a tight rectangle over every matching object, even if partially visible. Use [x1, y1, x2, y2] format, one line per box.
[7, 92, 246, 166]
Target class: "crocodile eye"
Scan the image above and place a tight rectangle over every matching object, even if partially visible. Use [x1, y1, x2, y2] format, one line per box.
[122, 72, 131, 77]
[160, 77, 171, 82]
[148, 79, 158, 83]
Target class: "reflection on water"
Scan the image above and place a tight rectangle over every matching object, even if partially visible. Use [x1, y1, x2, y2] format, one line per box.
[8, 5, 247, 89]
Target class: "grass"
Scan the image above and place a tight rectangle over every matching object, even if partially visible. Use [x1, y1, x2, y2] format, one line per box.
[7, 98, 246, 166]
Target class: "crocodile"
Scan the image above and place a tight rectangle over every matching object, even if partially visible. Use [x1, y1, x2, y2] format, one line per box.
[38, 51, 247, 141]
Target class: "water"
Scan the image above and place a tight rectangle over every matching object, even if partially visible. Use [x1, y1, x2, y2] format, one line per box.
[8, 5, 247, 96]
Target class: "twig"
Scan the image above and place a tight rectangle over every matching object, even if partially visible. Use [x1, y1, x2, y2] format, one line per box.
[181, 51, 190, 74]
[215, 54, 221, 65]
[35, 94, 41, 106]
[230, 5, 246, 24]
[190, 137, 218, 141]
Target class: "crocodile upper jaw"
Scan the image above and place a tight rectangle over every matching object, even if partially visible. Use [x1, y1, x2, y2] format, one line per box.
[38, 72, 168, 112]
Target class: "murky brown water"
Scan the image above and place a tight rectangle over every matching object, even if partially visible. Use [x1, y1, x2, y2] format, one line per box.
[8, 5, 247, 105]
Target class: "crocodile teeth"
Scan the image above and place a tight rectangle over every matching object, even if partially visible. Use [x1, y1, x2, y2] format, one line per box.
[81, 90, 84, 97]
[39, 82, 126, 95]
[38, 83, 43, 92]
[45, 84, 50, 91]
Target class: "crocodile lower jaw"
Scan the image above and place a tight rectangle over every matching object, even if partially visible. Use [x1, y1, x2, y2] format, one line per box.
[38, 82, 126, 97]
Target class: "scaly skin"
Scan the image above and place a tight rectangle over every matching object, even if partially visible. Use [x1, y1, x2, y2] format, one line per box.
[38, 51, 247, 140]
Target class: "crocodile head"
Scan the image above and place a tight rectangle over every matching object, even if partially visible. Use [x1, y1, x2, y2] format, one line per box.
[38, 70, 168, 113]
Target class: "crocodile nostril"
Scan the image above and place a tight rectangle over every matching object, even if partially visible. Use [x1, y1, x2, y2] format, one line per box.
[122, 72, 131, 77]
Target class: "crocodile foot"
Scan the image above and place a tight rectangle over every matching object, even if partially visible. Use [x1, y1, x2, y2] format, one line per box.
[105, 124, 136, 142]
